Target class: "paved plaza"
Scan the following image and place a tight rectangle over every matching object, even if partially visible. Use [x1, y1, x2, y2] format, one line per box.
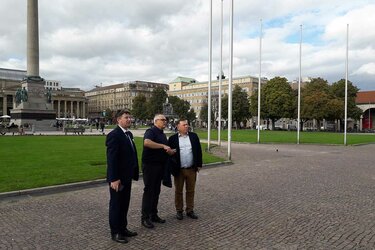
[1, 142, 375, 249]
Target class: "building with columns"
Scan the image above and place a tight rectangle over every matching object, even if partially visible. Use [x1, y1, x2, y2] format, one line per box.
[0, 68, 87, 118]
[85, 81, 168, 118]
[52, 87, 87, 119]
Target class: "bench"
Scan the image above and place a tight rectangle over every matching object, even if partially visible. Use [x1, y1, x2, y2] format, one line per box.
[64, 127, 85, 135]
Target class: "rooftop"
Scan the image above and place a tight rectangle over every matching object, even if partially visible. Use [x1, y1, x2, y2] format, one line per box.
[356, 91, 375, 104]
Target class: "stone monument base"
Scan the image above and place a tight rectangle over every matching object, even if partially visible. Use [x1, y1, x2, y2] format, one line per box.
[10, 77, 56, 132]
[10, 109, 56, 132]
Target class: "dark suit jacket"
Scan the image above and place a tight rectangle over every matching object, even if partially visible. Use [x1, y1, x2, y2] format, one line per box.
[167, 132, 203, 177]
[106, 126, 139, 185]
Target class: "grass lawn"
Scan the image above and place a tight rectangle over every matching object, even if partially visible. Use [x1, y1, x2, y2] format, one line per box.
[0, 136, 224, 193]
[195, 129, 375, 145]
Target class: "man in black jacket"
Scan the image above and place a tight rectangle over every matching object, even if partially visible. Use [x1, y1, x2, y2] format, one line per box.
[168, 119, 202, 220]
[106, 110, 139, 243]
[141, 114, 175, 229]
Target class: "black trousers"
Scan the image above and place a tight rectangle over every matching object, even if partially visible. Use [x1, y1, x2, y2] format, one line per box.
[109, 182, 131, 235]
[141, 162, 165, 219]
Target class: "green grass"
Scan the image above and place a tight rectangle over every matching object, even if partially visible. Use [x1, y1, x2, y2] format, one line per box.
[195, 129, 375, 145]
[0, 136, 224, 193]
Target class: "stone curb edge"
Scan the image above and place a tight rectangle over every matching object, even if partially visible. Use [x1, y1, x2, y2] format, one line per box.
[0, 161, 232, 200]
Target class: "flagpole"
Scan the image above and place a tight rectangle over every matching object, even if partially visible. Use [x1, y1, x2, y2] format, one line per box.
[208, 0, 212, 151]
[297, 25, 302, 144]
[257, 19, 262, 144]
[228, 0, 233, 160]
[218, 0, 223, 146]
[344, 24, 349, 146]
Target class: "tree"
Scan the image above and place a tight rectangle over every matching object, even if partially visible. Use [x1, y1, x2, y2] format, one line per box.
[147, 87, 168, 118]
[186, 108, 197, 124]
[301, 78, 332, 130]
[260, 77, 295, 129]
[103, 108, 114, 123]
[250, 90, 266, 119]
[168, 96, 191, 119]
[331, 79, 362, 121]
[232, 85, 251, 129]
[199, 103, 214, 128]
[167, 96, 196, 126]
[220, 94, 229, 128]
[132, 94, 148, 121]
[199, 104, 208, 126]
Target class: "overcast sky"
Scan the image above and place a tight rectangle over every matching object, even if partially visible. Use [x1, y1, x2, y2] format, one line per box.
[0, 0, 374, 91]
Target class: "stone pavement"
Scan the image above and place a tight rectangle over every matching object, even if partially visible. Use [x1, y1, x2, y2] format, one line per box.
[1, 143, 375, 249]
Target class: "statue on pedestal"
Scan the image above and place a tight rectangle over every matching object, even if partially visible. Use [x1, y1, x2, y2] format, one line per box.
[21, 87, 28, 102]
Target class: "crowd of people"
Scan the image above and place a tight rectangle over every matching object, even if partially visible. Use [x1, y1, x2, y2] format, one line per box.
[106, 110, 202, 244]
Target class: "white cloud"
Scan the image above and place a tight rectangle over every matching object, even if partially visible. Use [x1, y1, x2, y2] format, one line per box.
[0, 0, 374, 91]
[353, 63, 375, 76]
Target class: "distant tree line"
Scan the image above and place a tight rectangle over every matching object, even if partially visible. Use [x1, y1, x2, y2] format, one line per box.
[102, 77, 362, 130]
[200, 76, 362, 130]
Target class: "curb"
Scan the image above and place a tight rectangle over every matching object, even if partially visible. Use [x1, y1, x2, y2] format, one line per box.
[0, 161, 232, 200]
[0, 179, 107, 200]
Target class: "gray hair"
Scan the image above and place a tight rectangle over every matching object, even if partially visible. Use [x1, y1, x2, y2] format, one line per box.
[153, 114, 165, 124]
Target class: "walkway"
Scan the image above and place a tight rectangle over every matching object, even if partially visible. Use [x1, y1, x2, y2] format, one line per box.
[1, 143, 374, 249]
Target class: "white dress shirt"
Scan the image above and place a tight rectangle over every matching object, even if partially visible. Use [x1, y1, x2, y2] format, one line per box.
[178, 133, 194, 168]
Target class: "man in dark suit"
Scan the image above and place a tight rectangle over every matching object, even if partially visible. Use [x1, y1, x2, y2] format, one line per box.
[168, 119, 202, 220]
[106, 110, 139, 244]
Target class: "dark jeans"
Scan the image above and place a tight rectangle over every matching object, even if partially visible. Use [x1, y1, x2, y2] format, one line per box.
[109, 182, 131, 235]
[141, 162, 165, 219]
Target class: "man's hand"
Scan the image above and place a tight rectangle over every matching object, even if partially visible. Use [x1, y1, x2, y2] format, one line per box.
[110, 180, 121, 192]
[167, 148, 177, 155]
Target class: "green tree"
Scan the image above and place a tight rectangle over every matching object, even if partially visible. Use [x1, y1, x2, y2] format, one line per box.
[301, 78, 332, 130]
[147, 87, 168, 118]
[168, 96, 191, 119]
[103, 108, 114, 123]
[232, 85, 251, 129]
[250, 89, 266, 119]
[199, 103, 215, 128]
[330, 79, 362, 121]
[132, 94, 148, 121]
[186, 108, 197, 124]
[221, 94, 228, 121]
[261, 77, 295, 129]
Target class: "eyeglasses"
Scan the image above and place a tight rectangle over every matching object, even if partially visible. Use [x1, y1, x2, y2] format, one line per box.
[157, 118, 167, 122]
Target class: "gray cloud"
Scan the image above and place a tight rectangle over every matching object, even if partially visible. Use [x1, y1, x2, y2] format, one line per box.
[0, 0, 374, 91]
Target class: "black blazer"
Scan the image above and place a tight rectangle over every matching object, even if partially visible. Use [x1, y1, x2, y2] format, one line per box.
[167, 132, 203, 177]
[106, 126, 139, 184]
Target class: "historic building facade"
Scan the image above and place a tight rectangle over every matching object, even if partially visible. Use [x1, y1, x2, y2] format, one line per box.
[0, 68, 87, 118]
[85, 81, 168, 118]
[168, 74, 268, 121]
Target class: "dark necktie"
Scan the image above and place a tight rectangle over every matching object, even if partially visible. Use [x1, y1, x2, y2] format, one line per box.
[125, 131, 135, 151]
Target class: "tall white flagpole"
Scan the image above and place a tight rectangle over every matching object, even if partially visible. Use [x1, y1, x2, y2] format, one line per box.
[228, 0, 233, 160]
[257, 19, 263, 144]
[344, 24, 349, 146]
[297, 25, 302, 144]
[208, 0, 212, 151]
[218, 0, 223, 146]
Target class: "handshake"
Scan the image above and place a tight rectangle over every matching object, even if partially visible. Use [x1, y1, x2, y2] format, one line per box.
[163, 145, 176, 155]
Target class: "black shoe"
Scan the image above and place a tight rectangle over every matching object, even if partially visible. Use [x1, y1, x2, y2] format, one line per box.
[141, 219, 155, 229]
[123, 229, 137, 237]
[176, 211, 183, 220]
[151, 215, 166, 223]
[186, 211, 198, 219]
[111, 233, 128, 243]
